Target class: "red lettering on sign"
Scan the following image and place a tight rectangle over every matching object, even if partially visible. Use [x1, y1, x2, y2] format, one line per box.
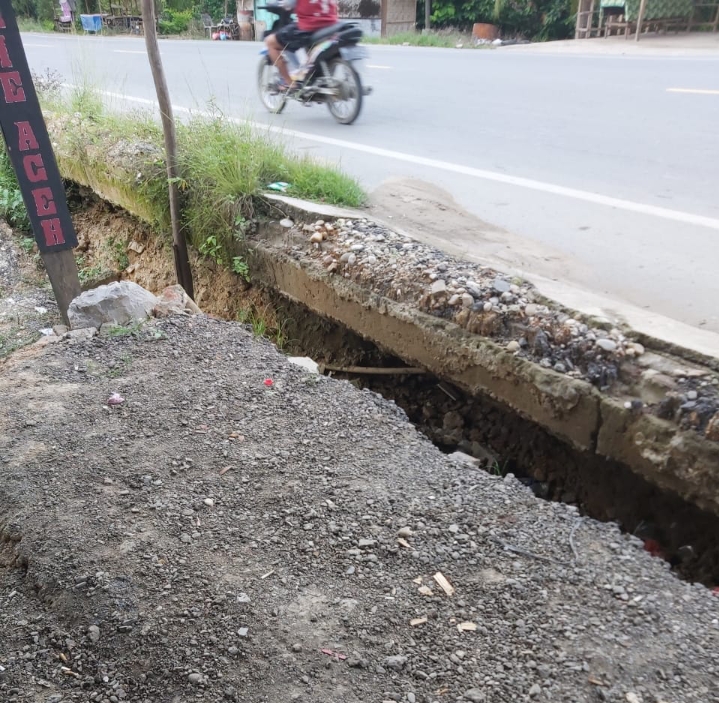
[0, 37, 12, 69]
[32, 187, 58, 217]
[0, 71, 26, 103]
[40, 218, 65, 246]
[15, 121, 39, 151]
[23, 154, 48, 183]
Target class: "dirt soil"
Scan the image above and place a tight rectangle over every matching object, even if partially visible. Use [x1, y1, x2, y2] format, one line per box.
[70, 200, 252, 321]
[1, 315, 718, 703]
[0, 223, 60, 358]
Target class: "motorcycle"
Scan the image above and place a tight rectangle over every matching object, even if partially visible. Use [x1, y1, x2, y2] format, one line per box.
[257, 3, 372, 125]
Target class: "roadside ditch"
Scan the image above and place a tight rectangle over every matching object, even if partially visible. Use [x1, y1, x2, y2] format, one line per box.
[14, 186, 719, 587]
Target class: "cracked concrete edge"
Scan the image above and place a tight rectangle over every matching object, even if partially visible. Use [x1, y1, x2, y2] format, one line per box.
[598, 398, 719, 516]
[265, 194, 719, 371]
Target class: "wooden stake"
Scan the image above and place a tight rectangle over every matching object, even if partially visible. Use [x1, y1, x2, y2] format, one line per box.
[321, 364, 426, 375]
[42, 251, 81, 326]
[140, 0, 194, 300]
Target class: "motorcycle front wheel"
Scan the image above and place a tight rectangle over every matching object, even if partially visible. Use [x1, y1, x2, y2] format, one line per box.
[257, 58, 288, 115]
[326, 58, 363, 125]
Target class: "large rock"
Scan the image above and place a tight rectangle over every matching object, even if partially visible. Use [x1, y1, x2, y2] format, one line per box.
[68, 281, 159, 330]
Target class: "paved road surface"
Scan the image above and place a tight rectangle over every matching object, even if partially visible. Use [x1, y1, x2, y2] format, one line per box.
[20, 33, 719, 337]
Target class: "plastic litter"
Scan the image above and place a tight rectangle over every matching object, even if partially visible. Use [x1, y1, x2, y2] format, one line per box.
[267, 182, 290, 193]
[321, 648, 347, 660]
[107, 393, 125, 406]
[288, 357, 319, 374]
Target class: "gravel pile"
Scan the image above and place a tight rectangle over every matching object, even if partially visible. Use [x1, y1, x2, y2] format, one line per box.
[282, 218, 719, 440]
[1, 315, 718, 703]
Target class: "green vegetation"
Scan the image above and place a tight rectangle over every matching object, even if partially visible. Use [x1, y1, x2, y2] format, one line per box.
[177, 114, 364, 261]
[107, 236, 130, 271]
[237, 303, 288, 350]
[198, 234, 225, 265]
[17, 17, 55, 32]
[489, 459, 510, 477]
[0, 326, 41, 358]
[75, 254, 112, 287]
[158, 8, 194, 34]
[14, 1, 235, 36]
[423, 0, 574, 41]
[365, 30, 479, 48]
[231, 256, 250, 282]
[107, 352, 133, 378]
[0, 150, 31, 232]
[105, 322, 145, 337]
[19, 237, 36, 254]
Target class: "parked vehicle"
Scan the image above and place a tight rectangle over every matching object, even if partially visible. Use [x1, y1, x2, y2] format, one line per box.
[257, 3, 371, 125]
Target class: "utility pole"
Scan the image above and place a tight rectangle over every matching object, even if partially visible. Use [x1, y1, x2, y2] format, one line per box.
[425, 0, 431, 31]
[140, 0, 194, 299]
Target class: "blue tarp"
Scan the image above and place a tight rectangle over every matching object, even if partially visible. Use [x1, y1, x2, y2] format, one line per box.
[80, 14, 103, 33]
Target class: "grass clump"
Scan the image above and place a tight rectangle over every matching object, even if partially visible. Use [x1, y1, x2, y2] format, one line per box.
[75, 254, 113, 287]
[176, 114, 364, 256]
[17, 18, 56, 33]
[0, 326, 39, 358]
[237, 302, 289, 350]
[365, 30, 479, 48]
[105, 322, 145, 338]
[107, 236, 130, 271]
[489, 459, 510, 477]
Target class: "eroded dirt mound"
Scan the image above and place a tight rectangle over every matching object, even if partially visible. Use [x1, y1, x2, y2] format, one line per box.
[1, 317, 718, 703]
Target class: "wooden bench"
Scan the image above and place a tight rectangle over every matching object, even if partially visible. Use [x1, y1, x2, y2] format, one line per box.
[605, 13, 636, 35]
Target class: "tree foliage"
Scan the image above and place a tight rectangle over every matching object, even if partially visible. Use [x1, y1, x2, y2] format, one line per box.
[422, 0, 574, 40]
[15, 0, 230, 22]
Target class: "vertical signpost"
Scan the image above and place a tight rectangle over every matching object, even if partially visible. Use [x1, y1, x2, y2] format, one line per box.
[0, 0, 80, 325]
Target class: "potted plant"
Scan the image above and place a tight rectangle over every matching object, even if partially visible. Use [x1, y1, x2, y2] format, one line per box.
[473, 0, 502, 40]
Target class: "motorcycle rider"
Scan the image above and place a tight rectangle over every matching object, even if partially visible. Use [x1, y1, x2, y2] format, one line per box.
[264, 0, 339, 87]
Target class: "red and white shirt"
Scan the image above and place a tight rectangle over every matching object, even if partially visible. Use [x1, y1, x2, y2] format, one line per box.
[295, 0, 338, 32]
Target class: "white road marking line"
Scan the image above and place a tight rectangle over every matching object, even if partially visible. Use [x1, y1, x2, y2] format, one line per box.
[23, 43, 54, 48]
[113, 49, 146, 54]
[666, 87, 719, 95]
[71, 85, 719, 232]
[367, 64, 391, 69]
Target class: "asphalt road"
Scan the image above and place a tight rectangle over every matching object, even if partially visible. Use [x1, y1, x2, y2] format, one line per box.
[20, 33, 719, 336]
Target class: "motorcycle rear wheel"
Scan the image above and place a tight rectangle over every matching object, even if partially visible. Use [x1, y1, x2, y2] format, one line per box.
[326, 58, 363, 125]
[257, 58, 288, 115]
